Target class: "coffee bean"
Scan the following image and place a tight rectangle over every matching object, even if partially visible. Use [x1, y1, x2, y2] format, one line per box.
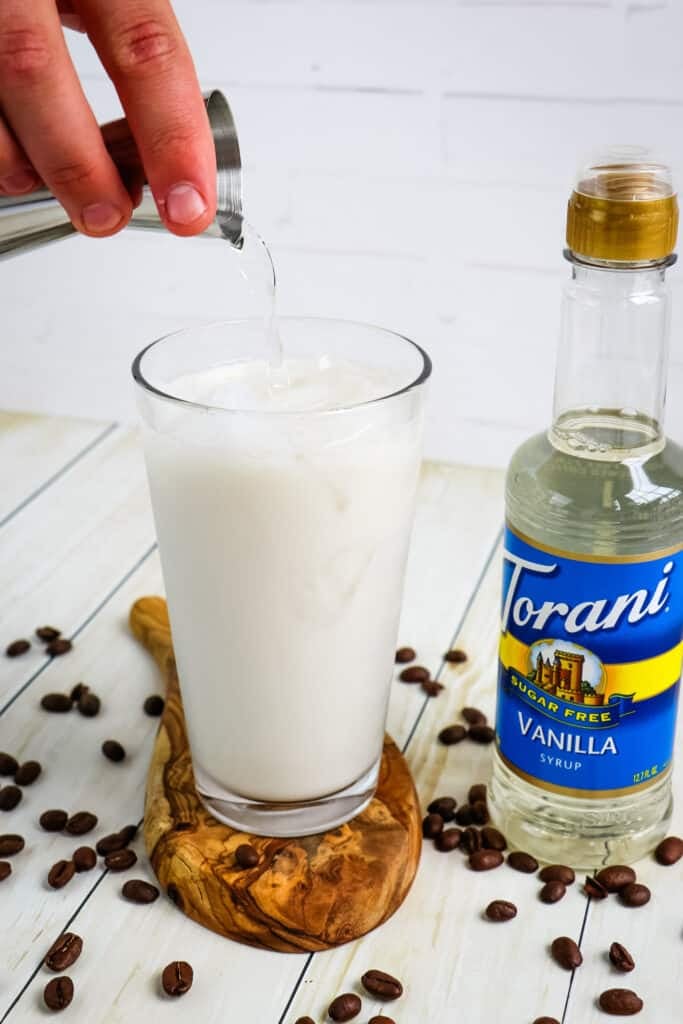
[445, 648, 468, 663]
[143, 695, 165, 717]
[619, 883, 650, 908]
[0, 786, 22, 810]
[654, 835, 683, 866]
[328, 993, 362, 1021]
[468, 724, 496, 744]
[584, 876, 609, 900]
[435, 828, 462, 852]
[118, 824, 138, 845]
[14, 760, 41, 786]
[395, 647, 416, 663]
[41, 693, 72, 713]
[427, 796, 456, 821]
[481, 826, 507, 851]
[104, 848, 137, 871]
[551, 936, 583, 970]
[539, 864, 575, 886]
[609, 942, 635, 973]
[235, 843, 259, 869]
[43, 976, 74, 1012]
[96, 832, 127, 856]
[468, 783, 487, 804]
[485, 899, 517, 922]
[46, 638, 72, 657]
[438, 724, 466, 745]
[454, 804, 474, 826]
[0, 861, 11, 881]
[361, 969, 403, 1000]
[294, 1019, 316, 1024]
[162, 961, 193, 997]
[462, 707, 487, 726]
[69, 683, 88, 703]
[540, 881, 566, 904]
[507, 851, 539, 873]
[369, 1018, 396, 1024]
[399, 665, 430, 683]
[122, 879, 160, 904]
[0, 834, 24, 855]
[596, 866, 635, 893]
[65, 812, 97, 836]
[421, 679, 444, 697]
[102, 740, 126, 763]
[47, 860, 75, 889]
[470, 800, 489, 825]
[45, 932, 83, 971]
[36, 627, 61, 643]
[533, 1018, 560, 1024]
[0, 753, 18, 776]
[462, 827, 483, 855]
[598, 989, 643, 1015]
[73, 847, 96, 872]
[6, 639, 30, 657]
[469, 849, 503, 871]
[40, 809, 68, 832]
[423, 813, 444, 839]
[77, 692, 100, 717]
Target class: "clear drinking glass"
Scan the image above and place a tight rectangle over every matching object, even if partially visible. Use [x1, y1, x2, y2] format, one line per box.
[133, 318, 430, 836]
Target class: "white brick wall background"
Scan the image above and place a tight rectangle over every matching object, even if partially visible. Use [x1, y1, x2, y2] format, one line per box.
[4, 0, 683, 467]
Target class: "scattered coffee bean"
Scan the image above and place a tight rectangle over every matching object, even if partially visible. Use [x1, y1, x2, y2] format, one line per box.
[462, 826, 483, 855]
[596, 866, 635, 893]
[598, 989, 643, 1015]
[619, 883, 650, 908]
[654, 835, 683, 866]
[399, 665, 430, 683]
[122, 878, 160, 904]
[69, 683, 88, 703]
[101, 740, 126, 763]
[540, 881, 566, 904]
[118, 824, 138, 845]
[470, 800, 489, 825]
[0, 786, 22, 811]
[328, 993, 362, 1021]
[36, 627, 61, 643]
[46, 638, 72, 657]
[162, 961, 193, 997]
[77, 692, 100, 717]
[481, 826, 507, 851]
[427, 796, 456, 821]
[0, 834, 24, 855]
[469, 849, 503, 871]
[454, 804, 474, 827]
[0, 861, 11, 881]
[395, 647, 416, 663]
[235, 843, 259, 869]
[507, 851, 539, 873]
[294, 1019, 316, 1024]
[143, 695, 165, 717]
[41, 693, 72, 713]
[0, 753, 18, 776]
[550, 936, 583, 970]
[43, 976, 74, 1012]
[73, 847, 97, 872]
[104, 848, 137, 872]
[361, 969, 403, 1000]
[435, 828, 462, 852]
[14, 760, 41, 786]
[445, 648, 468, 663]
[609, 942, 635, 973]
[96, 832, 127, 856]
[438, 724, 466, 745]
[47, 860, 75, 889]
[539, 864, 575, 886]
[40, 809, 68, 832]
[369, 1018, 395, 1024]
[6, 639, 30, 658]
[421, 679, 444, 697]
[533, 1018, 560, 1024]
[65, 812, 97, 836]
[584, 876, 609, 900]
[468, 783, 487, 804]
[423, 813, 444, 839]
[45, 932, 83, 972]
[485, 899, 517, 922]
[467, 724, 496, 744]
[462, 707, 487, 726]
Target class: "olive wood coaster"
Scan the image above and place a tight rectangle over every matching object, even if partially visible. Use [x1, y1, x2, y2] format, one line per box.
[130, 596, 422, 954]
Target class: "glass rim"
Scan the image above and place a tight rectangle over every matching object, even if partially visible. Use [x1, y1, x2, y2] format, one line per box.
[131, 316, 432, 417]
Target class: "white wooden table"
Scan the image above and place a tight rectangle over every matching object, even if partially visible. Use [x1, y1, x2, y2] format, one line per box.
[0, 411, 679, 1023]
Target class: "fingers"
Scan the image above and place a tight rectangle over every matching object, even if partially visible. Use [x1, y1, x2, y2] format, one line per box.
[77, 0, 216, 236]
[0, 115, 41, 195]
[0, 0, 132, 235]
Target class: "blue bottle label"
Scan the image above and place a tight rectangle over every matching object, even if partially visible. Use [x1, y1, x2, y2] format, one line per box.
[496, 525, 683, 796]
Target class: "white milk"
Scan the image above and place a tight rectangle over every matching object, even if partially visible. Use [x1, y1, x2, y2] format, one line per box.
[142, 358, 423, 803]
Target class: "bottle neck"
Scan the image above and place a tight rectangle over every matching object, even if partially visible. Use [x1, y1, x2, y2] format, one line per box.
[550, 259, 672, 458]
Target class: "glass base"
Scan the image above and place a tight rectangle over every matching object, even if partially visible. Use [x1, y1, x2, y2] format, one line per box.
[194, 758, 381, 838]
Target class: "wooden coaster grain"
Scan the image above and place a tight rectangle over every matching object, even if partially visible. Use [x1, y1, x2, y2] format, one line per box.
[130, 596, 422, 954]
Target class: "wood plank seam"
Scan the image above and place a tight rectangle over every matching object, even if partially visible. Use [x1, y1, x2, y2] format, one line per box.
[561, 897, 592, 1024]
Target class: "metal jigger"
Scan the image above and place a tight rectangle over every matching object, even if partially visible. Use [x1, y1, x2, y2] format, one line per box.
[0, 90, 242, 261]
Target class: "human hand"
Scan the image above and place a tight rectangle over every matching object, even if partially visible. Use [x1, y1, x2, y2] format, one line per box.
[0, 1, 217, 237]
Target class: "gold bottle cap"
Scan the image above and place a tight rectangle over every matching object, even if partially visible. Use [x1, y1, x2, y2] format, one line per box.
[566, 148, 678, 262]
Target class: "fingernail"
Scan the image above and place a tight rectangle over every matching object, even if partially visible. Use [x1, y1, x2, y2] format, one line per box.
[82, 201, 126, 234]
[1, 170, 40, 193]
[163, 183, 208, 225]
